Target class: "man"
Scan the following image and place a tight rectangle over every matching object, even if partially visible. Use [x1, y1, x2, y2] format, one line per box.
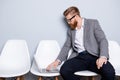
[47, 6, 115, 80]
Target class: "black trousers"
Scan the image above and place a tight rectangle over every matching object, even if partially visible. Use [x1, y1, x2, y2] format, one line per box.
[60, 51, 115, 80]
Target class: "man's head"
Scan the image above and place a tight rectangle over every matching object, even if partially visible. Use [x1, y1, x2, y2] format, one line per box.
[63, 6, 81, 29]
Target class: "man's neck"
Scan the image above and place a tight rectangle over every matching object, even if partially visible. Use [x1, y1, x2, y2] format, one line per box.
[76, 18, 82, 29]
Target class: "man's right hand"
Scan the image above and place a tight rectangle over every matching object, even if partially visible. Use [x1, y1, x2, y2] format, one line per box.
[46, 60, 60, 71]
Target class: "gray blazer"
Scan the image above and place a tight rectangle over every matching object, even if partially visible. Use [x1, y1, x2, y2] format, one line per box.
[57, 18, 109, 62]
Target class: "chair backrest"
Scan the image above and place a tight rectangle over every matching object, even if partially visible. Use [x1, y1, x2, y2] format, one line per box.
[109, 40, 120, 69]
[0, 40, 31, 77]
[34, 40, 60, 69]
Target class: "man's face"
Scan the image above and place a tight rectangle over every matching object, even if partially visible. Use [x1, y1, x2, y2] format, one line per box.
[65, 14, 78, 29]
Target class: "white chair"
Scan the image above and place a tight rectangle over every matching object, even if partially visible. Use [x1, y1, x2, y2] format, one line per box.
[0, 40, 31, 80]
[30, 40, 60, 80]
[108, 41, 120, 80]
[74, 70, 98, 80]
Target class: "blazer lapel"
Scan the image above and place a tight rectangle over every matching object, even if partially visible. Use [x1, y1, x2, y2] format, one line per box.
[84, 18, 90, 46]
[84, 19, 87, 42]
[71, 29, 76, 46]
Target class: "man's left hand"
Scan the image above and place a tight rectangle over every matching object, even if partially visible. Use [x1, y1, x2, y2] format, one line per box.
[96, 57, 107, 69]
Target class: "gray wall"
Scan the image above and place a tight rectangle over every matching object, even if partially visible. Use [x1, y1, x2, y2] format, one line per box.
[0, 0, 120, 80]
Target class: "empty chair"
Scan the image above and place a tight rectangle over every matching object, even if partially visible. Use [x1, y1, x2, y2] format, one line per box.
[108, 40, 120, 80]
[30, 40, 60, 80]
[0, 40, 31, 80]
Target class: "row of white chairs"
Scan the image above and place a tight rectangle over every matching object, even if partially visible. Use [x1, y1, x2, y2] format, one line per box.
[0, 40, 120, 80]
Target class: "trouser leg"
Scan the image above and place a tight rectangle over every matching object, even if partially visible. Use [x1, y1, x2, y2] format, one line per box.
[99, 61, 115, 80]
[60, 51, 91, 80]
[60, 58, 87, 80]
[88, 54, 115, 80]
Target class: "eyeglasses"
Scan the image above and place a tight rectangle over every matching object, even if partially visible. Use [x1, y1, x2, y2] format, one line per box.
[66, 15, 76, 22]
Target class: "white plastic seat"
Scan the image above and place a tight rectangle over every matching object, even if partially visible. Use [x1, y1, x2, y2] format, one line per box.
[74, 70, 98, 80]
[108, 41, 120, 79]
[0, 40, 31, 79]
[74, 70, 98, 76]
[30, 40, 60, 80]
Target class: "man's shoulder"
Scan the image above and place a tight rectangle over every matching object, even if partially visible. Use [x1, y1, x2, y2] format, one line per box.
[84, 18, 99, 25]
[84, 18, 98, 22]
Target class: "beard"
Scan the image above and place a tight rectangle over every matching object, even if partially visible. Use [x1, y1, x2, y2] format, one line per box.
[69, 20, 78, 30]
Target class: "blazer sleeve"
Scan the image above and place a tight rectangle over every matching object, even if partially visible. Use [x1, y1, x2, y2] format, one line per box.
[56, 29, 72, 62]
[94, 20, 109, 59]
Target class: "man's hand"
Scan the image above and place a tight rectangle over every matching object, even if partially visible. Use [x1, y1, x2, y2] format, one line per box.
[96, 57, 107, 69]
[46, 60, 60, 71]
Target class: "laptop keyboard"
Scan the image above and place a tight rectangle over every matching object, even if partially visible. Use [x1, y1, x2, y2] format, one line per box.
[40, 68, 59, 73]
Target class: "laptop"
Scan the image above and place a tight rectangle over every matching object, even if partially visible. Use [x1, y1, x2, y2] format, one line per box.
[39, 68, 59, 73]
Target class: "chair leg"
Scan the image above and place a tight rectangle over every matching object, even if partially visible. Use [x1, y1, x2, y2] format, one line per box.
[16, 76, 24, 80]
[38, 76, 42, 80]
[118, 76, 120, 80]
[85, 76, 89, 80]
[89, 76, 95, 80]
[55, 76, 59, 80]
[0, 78, 5, 80]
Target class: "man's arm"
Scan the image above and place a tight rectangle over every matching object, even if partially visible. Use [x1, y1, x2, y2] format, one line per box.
[46, 29, 72, 70]
[94, 20, 108, 69]
[56, 29, 72, 62]
[94, 20, 109, 59]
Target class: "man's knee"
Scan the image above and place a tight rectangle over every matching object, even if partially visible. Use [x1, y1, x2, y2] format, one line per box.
[101, 62, 115, 75]
[100, 62, 115, 79]
[60, 63, 73, 76]
[60, 65, 69, 76]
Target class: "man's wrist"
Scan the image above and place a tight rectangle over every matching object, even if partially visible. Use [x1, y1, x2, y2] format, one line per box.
[100, 56, 107, 60]
[56, 59, 61, 65]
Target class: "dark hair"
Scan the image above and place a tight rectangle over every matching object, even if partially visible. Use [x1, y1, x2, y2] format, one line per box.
[63, 6, 80, 17]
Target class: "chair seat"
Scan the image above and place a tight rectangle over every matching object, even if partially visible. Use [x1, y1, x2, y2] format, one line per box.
[108, 41, 120, 77]
[30, 60, 60, 77]
[0, 40, 31, 77]
[0, 64, 29, 77]
[74, 70, 98, 76]
[30, 40, 61, 78]
[0, 56, 30, 77]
